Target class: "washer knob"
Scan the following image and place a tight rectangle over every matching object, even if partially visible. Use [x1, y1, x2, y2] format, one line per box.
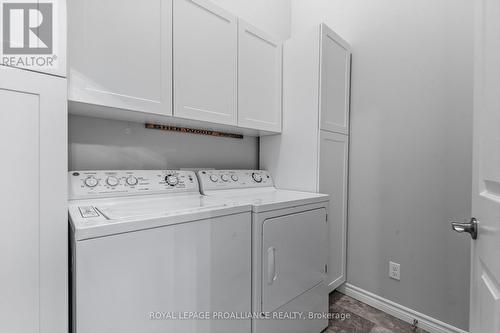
[231, 175, 239, 182]
[252, 173, 263, 183]
[210, 175, 219, 182]
[221, 175, 229, 182]
[84, 176, 98, 188]
[126, 176, 138, 186]
[106, 176, 119, 187]
[165, 175, 179, 186]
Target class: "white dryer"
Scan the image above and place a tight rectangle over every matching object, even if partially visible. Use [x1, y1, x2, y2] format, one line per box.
[197, 170, 330, 333]
[68, 170, 252, 333]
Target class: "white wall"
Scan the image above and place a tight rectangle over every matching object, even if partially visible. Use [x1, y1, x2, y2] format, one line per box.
[69, 115, 258, 171]
[211, 0, 290, 40]
[291, 0, 472, 330]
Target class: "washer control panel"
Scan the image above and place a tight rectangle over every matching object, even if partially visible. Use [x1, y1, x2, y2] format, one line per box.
[197, 170, 273, 193]
[69, 170, 199, 199]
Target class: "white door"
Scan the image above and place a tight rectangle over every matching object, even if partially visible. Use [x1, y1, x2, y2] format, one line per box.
[0, 66, 67, 333]
[462, 0, 500, 331]
[262, 209, 327, 312]
[75, 213, 251, 333]
[320, 24, 351, 135]
[173, 0, 237, 125]
[238, 20, 282, 133]
[319, 131, 349, 291]
[68, 0, 172, 115]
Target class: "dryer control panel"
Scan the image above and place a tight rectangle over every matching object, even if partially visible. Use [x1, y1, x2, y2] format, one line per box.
[69, 170, 199, 200]
[197, 170, 274, 193]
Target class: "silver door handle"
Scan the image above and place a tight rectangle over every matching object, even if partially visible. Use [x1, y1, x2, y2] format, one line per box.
[267, 247, 277, 285]
[451, 218, 478, 240]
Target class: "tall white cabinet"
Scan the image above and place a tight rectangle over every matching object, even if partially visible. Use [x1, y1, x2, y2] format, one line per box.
[0, 66, 67, 333]
[261, 23, 352, 291]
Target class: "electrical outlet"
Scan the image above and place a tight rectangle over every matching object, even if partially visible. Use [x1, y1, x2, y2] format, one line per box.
[389, 261, 400, 280]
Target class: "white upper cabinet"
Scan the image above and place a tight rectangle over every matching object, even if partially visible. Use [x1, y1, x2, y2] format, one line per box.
[67, 0, 281, 135]
[68, 0, 172, 115]
[238, 20, 282, 132]
[173, 0, 238, 126]
[320, 24, 352, 135]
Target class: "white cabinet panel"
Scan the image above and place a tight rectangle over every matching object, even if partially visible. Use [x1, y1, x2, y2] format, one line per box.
[260, 26, 322, 191]
[320, 24, 351, 135]
[0, 86, 40, 333]
[174, 0, 237, 125]
[238, 20, 282, 132]
[319, 131, 349, 290]
[0, 66, 67, 333]
[68, 0, 172, 115]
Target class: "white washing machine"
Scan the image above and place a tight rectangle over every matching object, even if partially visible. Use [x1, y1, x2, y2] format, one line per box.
[68, 170, 252, 333]
[197, 170, 330, 333]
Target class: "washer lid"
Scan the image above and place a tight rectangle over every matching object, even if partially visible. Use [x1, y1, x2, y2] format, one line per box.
[96, 195, 224, 220]
[69, 193, 251, 240]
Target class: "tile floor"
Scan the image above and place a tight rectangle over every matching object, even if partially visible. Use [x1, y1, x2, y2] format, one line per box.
[327, 292, 428, 333]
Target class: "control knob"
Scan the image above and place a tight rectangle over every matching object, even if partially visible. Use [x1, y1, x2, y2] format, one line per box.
[84, 176, 98, 188]
[231, 175, 239, 182]
[252, 173, 263, 183]
[210, 175, 219, 182]
[106, 176, 119, 187]
[165, 175, 179, 186]
[221, 175, 229, 182]
[126, 176, 138, 186]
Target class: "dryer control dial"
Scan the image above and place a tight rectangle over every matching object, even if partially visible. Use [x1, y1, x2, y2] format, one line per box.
[196, 170, 274, 193]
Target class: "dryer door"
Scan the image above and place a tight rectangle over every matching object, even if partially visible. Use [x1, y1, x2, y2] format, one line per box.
[262, 208, 327, 312]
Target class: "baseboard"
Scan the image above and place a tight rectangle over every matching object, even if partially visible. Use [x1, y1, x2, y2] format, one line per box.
[328, 275, 345, 293]
[337, 283, 468, 333]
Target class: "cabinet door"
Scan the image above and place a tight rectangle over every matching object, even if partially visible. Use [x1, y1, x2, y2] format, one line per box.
[319, 131, 349, 291]
[0, 66, 67, 333]
[0, 0, 66, 77]
[238, 20, 282, 132]
[68, 0, 172, 115]
[320, 24, 351, 135]
[174, 0, 237, 125]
